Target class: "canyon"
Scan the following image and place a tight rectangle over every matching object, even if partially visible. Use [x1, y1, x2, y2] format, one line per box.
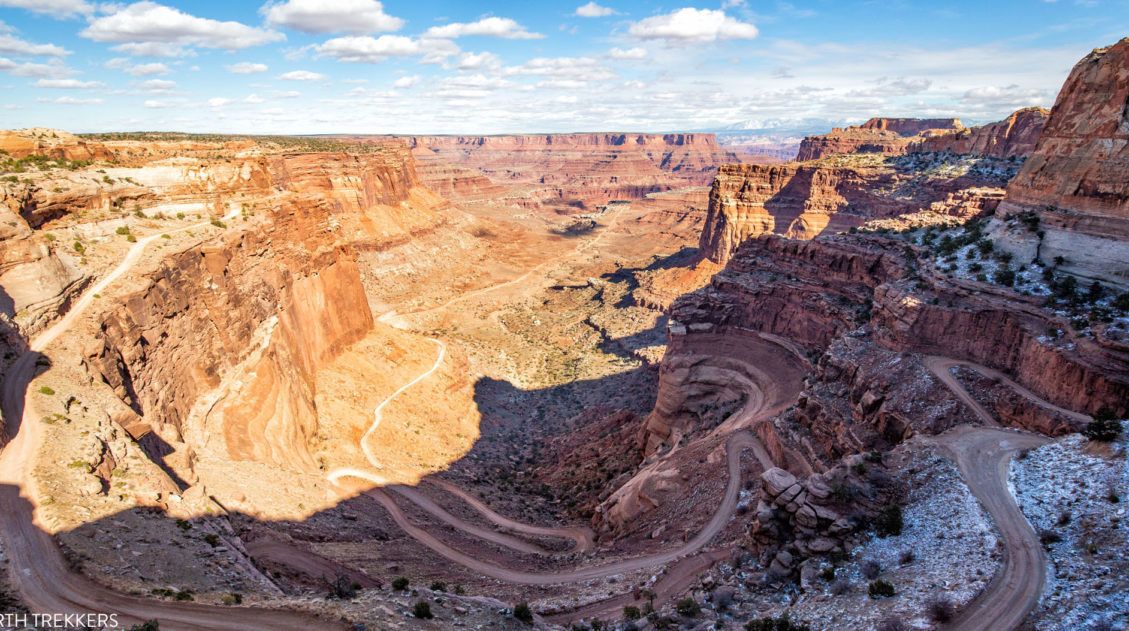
[0, 38, 1127, 631]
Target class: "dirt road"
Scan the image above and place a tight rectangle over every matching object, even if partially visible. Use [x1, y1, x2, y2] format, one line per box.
[0, 217, 335, 630]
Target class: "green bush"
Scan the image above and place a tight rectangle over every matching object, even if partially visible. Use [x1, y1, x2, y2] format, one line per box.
[513, 602, 533, 624]
[623, 605, 641, 620]
[38, 386, 55, 396]
[868, 580, 895, 599]
[1084, 410, 1122, 442]
[128, 622, 160, 631]
[412, 601, 433, 619]
[391, 576, 409, 591]
[211, 219, 226, 228]
[745, 613, 812, 631]
[675, 597, 700, 617]
[115, 226, 130, 236]
[875, 504, 903, 537]
[429, 580, 446, 592]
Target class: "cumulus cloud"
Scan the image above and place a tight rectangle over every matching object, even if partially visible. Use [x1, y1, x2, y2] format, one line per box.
[143, 98, 174, 108]
[424, 17, 542, 40]
[262, 0, 403, 34]
[244, 93, 264, 103]
[137, 78, 175, 91]
[278, 70, 326, 81]
[37, 95, 102, 105]
[107, 58, 170, 76]
[315, 35, 458, 64]
[962, 84, 1048, 109]
[505, 56, 613, 81]
[111, 41, 194, 57]
[628, 8, 758, 43]
[393, 75, 419, 88]
[207, 97, 232, 108]
[575, 2, 617, 17]
[82, 2, 283, 51]
[456, 51, 501, 70]
[609, 47, 646, 60]
[0, 56, 74, 77]
[0, 33, 69, 57]
[227, 62, 268, 74]
[35, 78, 102, 88]
[0, 0, 92, 18]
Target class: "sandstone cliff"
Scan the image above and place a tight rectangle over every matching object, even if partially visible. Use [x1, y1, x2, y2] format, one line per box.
[796, 118, 964, 161]
[912, 108, 1048, 158]
[987, 38, 1129, 289]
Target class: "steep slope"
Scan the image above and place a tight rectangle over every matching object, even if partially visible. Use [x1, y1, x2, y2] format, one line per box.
[796, 117, 964, 161]
[913, 107, 1049, 158]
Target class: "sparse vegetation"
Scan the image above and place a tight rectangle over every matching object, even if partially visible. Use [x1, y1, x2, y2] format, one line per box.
[868, 579, 895, 598]
[875, 504, 903, 537]
[412, 601, 433, 619]
[429, 580, 446, 592]
[513, 602, 534, 624]
[37, 386, 55, 396]
[327, 574, 360, 600]
[926, 595, 956, 622]
[391, 576, 409, 591]
[1083, 409, 1122, 442]
[675, 597, 700, 617]
[745, 614, 812, 631]
[623, 605, 641, 620]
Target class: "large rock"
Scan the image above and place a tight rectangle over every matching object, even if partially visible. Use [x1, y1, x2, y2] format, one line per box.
[913, 107, 1048, 159]
[796, 117, 964, 161]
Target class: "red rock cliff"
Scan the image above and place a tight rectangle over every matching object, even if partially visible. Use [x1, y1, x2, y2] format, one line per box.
[912, 108, 1048, 158]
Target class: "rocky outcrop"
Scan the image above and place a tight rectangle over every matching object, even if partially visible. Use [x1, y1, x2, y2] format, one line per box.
[986, 38, 1129, 289]
[698, 162, 1005, 264]
[796, 118, 964, 161]
[912, 108, 1048, 158]
[404, 133, 739, 208]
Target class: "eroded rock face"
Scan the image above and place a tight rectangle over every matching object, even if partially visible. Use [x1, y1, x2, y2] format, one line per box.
[697, 161, 1006, 264]
[405, 133, 739, 208]
[987, 38, 1129, 289]
[796, 118, 964, 162]
[913, 108, 1049, 158]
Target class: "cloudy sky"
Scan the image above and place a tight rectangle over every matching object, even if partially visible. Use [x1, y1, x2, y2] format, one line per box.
[0, 0, 1124, 134]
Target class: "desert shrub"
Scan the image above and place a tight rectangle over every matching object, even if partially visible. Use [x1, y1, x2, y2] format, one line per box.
[173, 590, 193, 601]
[675, 597, 700, 617]
[37, 386, 55, 396]
[899, 548, 915, 565]
[819, 565, 836, 581]
[994, 268, 1016, 287]
[203, 533, 220, 547]
[861, 559, 882, 580]
[115, 226, 130, 236]
[327, 574, 360, 600]
[429, 581, 446, 592]
[1084, 410, 1123, 442]
[73, 241, 85, 254]
[128, 622, 160, 631]
[876, 616, 908, 631]
[175, 519, 191, 530]
[1113, 292, 1129, 313]
[623, 605, 641, 620]
[868, 580, 895, 598]
[1039, 529, 1062, 545]
[391, 576, 409, 591]
[412, 601, 433, 619]
[745, 613, 811, 631]
[927, 595, 956, 622]
[513, 602, 533, 624]
[876, 504, 904, 537]
[829, 578, 851, 596]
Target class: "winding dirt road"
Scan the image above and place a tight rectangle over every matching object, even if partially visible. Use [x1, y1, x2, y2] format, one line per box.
[0, 217, 334, 630]
[925, 356, 1085, 631]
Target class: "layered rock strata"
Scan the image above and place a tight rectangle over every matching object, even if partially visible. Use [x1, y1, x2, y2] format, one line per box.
[796, 118, 964, 161]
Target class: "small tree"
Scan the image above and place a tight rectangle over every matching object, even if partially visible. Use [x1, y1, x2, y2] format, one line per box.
[1084, 409, 1122, 442]
[675, 597, 700, 617]
[413, 601, 433, 619]
[868, 580, 895, 599]
[513, 602, 534, 624]
[327, 574, 359, 600]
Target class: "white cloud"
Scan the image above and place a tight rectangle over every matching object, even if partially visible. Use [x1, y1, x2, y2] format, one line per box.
[143, 98, 174, 108]
[35, 78, 102, 88]
[609, 47, 646, 60]
[962, 84, 1048, 109]
[457, 51, 501, 70]
[628, 8, 758, 43]
[278, 70, 325, 81]
[137, 78, 175, 91]
[277, 90, 301, 98]
[37, 95, 102, 105]
[393, 75, 419, 88]
[315, 35, 458, 64]
[575, 2, 616, 17]
[424, 17, 543, 40]
[111, 41, 194, 57]
[82, 2, 283, 51]
[262, 0, 403, 34]
[107, 59, 169, 76]
[227, 62, 268, 74]
[0, 57, 74, 77]
[505, 56, 614, 81]
[244, 93, 265, 103]
[0, 0, 92, 18]
[0, 34, 69, 57]
[537, 79, 587, 89]
[207, 97, 231, 107]
[721, 0, 746, 8]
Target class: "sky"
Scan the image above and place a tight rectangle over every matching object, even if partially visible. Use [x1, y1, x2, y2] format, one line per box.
[0, 0, 1125, 134]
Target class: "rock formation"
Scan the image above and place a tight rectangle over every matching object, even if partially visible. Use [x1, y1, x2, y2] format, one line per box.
[987, 38, 1129, 289]
[404, 133, 739, 208]
[796, 118, 964, 161]
[912, 107, 1049, 158]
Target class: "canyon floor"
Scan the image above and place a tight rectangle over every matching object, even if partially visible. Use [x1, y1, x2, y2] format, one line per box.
[0, 104, 1127, 631]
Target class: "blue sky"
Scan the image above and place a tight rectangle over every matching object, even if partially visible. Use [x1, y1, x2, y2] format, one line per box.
[0, 0, 1125, 134]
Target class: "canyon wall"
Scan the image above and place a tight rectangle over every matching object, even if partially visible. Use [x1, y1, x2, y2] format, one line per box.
[987, 38, 1129, 289]
[403, 133, 740, 208]
[796, 117, 964, 161]
[697, 161, 1004, 264]
[84, 147, 442, 471]
[912, 107, 1049, 158]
